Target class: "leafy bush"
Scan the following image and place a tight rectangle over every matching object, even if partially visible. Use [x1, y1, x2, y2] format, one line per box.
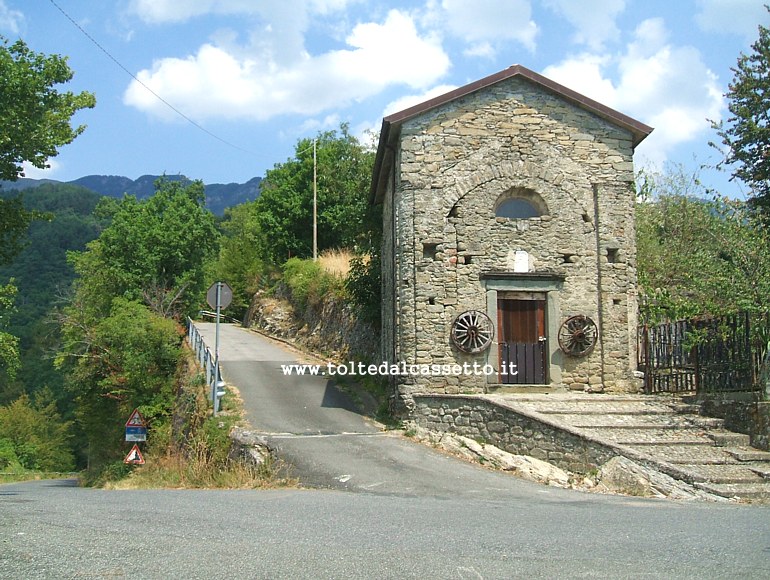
[637, 169, 770, 323]
[345, 253, 381, 328]
[281, 257, 345, 309]
[0, 392, 75, 472]
[0, 437, 21, 470]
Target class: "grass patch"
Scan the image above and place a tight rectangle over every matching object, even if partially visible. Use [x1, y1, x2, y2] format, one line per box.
[317, 249, 352, 278]
[281, 256, 346, 309]
[89, 353, 294, 490]
[0, 470, 78, 485]
[104, 414, 294, 490]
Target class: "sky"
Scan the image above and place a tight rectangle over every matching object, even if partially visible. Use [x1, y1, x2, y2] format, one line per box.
[2, 0, 769, 198]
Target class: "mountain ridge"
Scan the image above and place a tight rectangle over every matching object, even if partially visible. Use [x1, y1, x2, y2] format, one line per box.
[0, 174, 262, 215]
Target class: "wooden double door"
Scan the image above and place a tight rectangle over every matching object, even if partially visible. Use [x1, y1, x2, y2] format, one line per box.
[497, 294, 548, 384]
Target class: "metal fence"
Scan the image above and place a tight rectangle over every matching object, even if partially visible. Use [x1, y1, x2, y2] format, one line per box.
[638, 311, 770, 395]
[186, 317, 222, 407]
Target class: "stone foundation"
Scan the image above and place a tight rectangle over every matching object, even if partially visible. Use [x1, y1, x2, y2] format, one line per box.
[413, 394, 618, 474]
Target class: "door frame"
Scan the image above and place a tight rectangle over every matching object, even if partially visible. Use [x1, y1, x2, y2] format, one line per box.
[481, 272, 565, 385]
[497, 293, 548, 384]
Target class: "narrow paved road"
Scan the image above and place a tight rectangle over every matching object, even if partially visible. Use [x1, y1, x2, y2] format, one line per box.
[2, 323, 770, 579]
[197, 322, 572, 497]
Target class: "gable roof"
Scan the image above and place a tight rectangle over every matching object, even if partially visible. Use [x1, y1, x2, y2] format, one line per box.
[370, 64, 653, 204]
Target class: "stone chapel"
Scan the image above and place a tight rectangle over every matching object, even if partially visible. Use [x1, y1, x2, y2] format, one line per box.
[370, 65, 653, 411]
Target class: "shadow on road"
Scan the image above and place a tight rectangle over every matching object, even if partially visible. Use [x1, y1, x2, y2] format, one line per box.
[43, 479, 80, 488]
[320, 379, 363, 414]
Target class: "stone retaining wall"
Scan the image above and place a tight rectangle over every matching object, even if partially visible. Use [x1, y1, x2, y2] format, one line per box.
[246, 287, 379, 363]
[413, 394, 618, 474]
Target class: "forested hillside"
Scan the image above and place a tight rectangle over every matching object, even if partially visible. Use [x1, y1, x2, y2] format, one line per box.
[0, 183, 107, 406]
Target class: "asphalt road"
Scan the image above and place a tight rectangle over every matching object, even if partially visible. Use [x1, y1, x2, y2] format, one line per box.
[2, 323, 770, 579]
[2, 478, 770, 579]
[197, 322, 572, 497]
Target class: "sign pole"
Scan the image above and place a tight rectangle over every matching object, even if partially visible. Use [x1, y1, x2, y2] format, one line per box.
[206, 281, 231, 417]
[213, 281, 222, 416]
[313, 138, 318, 262]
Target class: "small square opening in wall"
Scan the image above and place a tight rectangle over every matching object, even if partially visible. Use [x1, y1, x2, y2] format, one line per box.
[607, 248, 620, 263]
[465, 255, 473, 265]
[423, 243, 439, 260]
[428, 297, 436, 305]
[613, 298, 622, 306]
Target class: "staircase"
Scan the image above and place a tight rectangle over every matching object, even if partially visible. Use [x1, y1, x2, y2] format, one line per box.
[504, 395, 770, 501]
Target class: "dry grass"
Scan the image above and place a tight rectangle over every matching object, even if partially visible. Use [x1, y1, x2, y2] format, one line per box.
[101, 356, 297, 491]
[317, 249, 353, 278]
[105, 445, 296, 490]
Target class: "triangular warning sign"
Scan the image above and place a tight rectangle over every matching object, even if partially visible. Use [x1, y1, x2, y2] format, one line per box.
[125, 408, 147, 427]
[123, 444, 145, 465]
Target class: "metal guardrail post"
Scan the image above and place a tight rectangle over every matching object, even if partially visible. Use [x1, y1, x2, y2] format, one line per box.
[185, 319, 224, 406]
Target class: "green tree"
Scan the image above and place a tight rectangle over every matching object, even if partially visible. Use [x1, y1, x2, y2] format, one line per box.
[212, 201, 268, 319]
[71, 178, 219, 320]
[636, 166, 770, 323]
[0, 37, 94, 389]
[255, 124, 375, 262]
[56, 298, 181, 471]
[0, 195, 38, 265]
[712, 10, 770, 214]
[57, 180, 216, 471]
[0, 185, 107, 405]
[0, 391, 75, 472]
[0, 37, 95, 181]
[0, 281, 20, 382]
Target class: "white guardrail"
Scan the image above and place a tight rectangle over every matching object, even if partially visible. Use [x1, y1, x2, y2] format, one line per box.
[186, 317, 225, 412]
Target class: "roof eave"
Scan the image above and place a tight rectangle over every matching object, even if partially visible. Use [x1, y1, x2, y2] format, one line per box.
[383, 64, 653, 148]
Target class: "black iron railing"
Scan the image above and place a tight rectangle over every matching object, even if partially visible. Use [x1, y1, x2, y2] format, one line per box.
[638, 311, 770, 395]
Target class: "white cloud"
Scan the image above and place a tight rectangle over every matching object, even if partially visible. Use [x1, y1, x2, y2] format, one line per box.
[463, 42, 496, 59]
[440, 0, 538, 53]
[127, 0, 357, 24]
[22, 159, 61, 179]
[695, 0, 770, 38]
[543, 18, 724, 166]
[543, 0, 626, 50]
[0, 0, 23, 34]
[124, 10, 450, 121]
[298, 114, 342, 135]
[127, 0, 266, 24]
[382, 84, 459, 117]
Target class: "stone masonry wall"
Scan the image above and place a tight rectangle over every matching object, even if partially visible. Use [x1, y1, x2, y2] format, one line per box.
[387, 75, 639, 407]
[413, 394, 619, 474]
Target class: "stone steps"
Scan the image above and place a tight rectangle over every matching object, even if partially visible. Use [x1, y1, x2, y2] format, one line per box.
[579, 427, 716, 446]
[749, 465, 770, 479]
[675, 464, 766, 484]
[632, 444, 739, 465]
[708, 431, 751, 447]
[502, 394, 770, 502]
[726, 447, 770, 462]
[553, 413, 723, 430]
[693, 482, 770, 501]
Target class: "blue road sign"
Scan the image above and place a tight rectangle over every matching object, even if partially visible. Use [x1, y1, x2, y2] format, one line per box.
[125, 426, 147, 442]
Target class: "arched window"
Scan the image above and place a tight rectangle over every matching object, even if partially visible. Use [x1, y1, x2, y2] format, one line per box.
[495, 188, 548, 219]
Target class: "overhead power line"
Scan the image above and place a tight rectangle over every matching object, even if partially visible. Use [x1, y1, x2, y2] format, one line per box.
[47, 0, 256, 156]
